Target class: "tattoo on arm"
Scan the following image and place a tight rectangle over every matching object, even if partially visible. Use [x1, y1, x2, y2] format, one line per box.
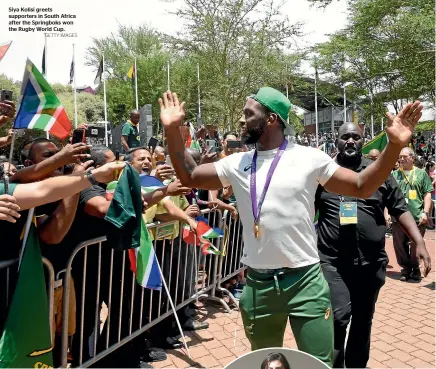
[175, 151, 197, 175]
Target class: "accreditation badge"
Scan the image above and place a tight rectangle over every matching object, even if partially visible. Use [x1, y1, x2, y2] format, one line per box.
[408, 190, 417, 200]
[339, 202, 358, 225]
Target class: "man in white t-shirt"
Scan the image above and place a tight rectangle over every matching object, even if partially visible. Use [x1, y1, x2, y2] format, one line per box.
[158, 88, 423, 366]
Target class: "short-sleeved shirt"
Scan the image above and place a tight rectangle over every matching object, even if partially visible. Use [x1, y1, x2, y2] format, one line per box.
[214, 143, 340, 269]
[315, 157, 409, 266]
[121, 121, 140, 152]
[40, 185, 109, 273]
[392, 167, 433, 222]
[154, 195, 189, 240]
[0, 183, 28, 261]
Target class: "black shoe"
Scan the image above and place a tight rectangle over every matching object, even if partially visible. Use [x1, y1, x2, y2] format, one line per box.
[138, 361, 154, 368]
[141, 348, 167, 362]
[186, 307, 197, 317]
[182, 318, 209, 331]
[410, 270, 422, 281]
[164, 336, 183, 349]
[400, 274, 409, 282]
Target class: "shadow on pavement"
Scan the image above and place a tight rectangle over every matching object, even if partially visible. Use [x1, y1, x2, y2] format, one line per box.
[386, 270, 402, 280]
[423, 281, 435, 290]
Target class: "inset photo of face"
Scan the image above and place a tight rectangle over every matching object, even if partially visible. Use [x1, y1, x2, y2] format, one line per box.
[224, 348, 330, 369]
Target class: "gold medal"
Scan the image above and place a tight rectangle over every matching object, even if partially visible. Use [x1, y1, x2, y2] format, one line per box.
[254, 222, 260, 238]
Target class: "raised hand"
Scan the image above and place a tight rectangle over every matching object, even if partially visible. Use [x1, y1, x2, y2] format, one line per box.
[92, 162, 126, 184]
[0, 194, 21, 223]
[0, 101, 16, 128]
[200, 146, 218, 164]
[58, 143, 92, 165]
[385, 101, 423, 146]
[158, 91, 186, 130]
[185, 204, 200, 218]
[155, 164, 175, 181]
[72, 159, 94, 174]
[166, 179, 191, 196]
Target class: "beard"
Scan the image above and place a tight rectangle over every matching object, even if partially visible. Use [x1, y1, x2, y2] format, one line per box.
[337, 148, 362, 168]
[242, 121, 266, 145]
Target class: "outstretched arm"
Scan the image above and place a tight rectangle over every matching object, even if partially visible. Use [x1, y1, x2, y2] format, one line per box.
[13, 161, 125, 210]
[324, 101, 423, 198]
[159, 91, 223, 190]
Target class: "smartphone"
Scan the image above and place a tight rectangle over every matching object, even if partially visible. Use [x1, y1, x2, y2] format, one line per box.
[148, 137, 159, 150]
[72, 129, 85, 144]
[206, 139, 216, 149]
[0, 90, 12, 102]
[227, 140, 241, 150]
[165, 155, 172, 167]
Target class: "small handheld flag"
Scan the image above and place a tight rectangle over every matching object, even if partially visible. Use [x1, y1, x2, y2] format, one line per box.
[14, 59, 72, 139]
[94, 58, 103, 85]
[0, 41, 12, 63]
[127, 64, 135, 79]
[183, 215, 223, 255]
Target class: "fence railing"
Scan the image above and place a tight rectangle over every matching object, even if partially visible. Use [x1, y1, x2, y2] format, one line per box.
[0, 207, 247, 368]
[0, 257, 55, 343]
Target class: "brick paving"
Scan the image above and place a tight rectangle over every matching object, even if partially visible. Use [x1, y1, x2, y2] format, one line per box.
[154, 231, 435, 369]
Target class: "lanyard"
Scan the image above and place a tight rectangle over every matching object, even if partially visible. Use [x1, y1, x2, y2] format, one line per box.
[250, 139, 288, 237]
[401, 167, 416, 187]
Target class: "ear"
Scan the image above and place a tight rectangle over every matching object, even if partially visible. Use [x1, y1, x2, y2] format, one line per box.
[24, 159, 33, 167]
[267, 113, 278, 126]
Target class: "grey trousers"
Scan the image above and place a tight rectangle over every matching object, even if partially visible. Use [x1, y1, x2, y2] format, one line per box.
[391, 222, 426, 275]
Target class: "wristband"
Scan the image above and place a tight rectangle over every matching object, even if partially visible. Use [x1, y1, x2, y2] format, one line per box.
[86, 171, 98, 186]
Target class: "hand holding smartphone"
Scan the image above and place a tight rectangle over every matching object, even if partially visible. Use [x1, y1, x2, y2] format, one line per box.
[72, 129, 86, 144]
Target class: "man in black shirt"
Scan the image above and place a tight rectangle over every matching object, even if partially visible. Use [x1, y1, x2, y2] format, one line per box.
[315, 123, 431, 368]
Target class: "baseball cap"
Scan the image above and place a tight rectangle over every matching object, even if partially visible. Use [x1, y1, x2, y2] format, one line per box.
[249, 87, 292, 135]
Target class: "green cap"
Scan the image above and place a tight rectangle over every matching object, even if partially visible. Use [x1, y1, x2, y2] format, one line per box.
[249, 87, 292, 134]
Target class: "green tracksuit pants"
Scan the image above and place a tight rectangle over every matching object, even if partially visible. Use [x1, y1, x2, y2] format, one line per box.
[239, 263, 334, 367]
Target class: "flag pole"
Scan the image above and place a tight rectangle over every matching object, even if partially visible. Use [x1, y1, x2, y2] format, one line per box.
[73, 44, 78, 128]
[7, 131, 15, 179]
[155, 259, 191, 359]
[343, 85, 347, 124]
[381, 117, 383, 131]
[102, 54, 108, 146]
[314, 63, 319, 147]
[370, 89, 374, 138]
[44, 37, 49, 140]
[285, 63, 289, 125]
[163, 60, 170, 143]
[197, 62, 201, 119]
[18, 207, 35, 270]
[167, 60, 170, 90]
[134, 57, 138, 111]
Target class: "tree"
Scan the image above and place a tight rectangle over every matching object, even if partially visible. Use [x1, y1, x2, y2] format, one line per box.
[87, 25, 174, 132]
[167, 0, 304, 130]
[288, 111, 304, 134]
[57, 91, 104, 124]
[0, 74, 20, 103]
[314, 0, 435, 133]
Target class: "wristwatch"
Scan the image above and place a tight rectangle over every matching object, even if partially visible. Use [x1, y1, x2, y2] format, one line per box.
[86, 171, 98, 185]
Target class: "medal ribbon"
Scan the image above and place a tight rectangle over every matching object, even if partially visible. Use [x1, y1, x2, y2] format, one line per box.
[250, 139, 288, 228]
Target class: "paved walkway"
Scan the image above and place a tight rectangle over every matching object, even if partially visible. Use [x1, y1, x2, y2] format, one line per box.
[155, 231, 435, 369]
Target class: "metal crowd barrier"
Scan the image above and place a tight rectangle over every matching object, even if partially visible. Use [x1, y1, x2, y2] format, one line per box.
[59, 208, 230, 368]
[0, 257, 55, 343]
[214, 207, 247, 309]
[0, 206, 248, 368]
